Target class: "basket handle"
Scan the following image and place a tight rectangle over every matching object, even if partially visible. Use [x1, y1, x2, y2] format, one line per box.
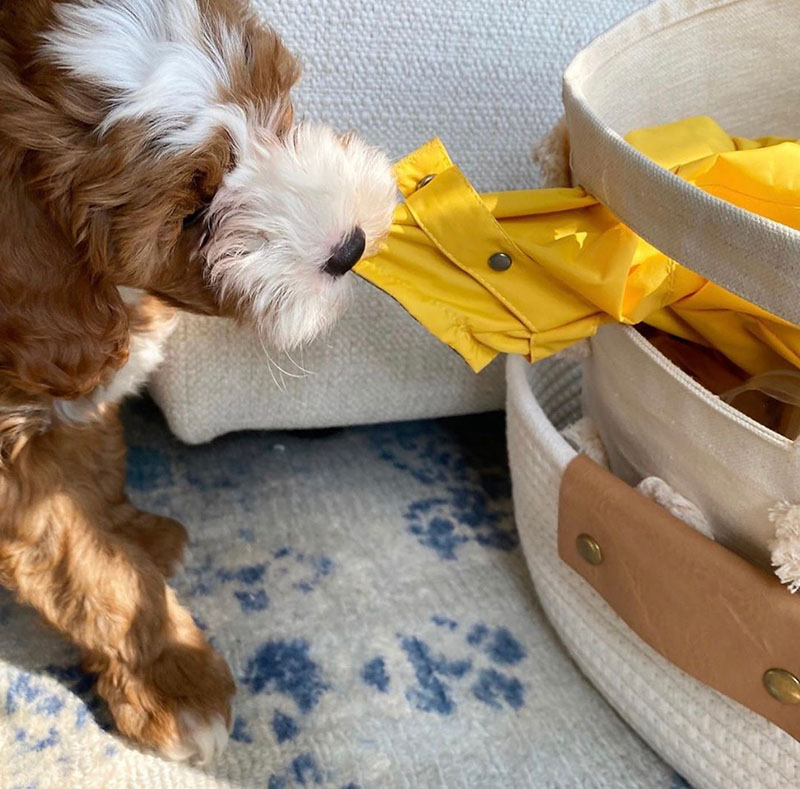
[562, 0, 800, 328]
[559, 454, 800, 739]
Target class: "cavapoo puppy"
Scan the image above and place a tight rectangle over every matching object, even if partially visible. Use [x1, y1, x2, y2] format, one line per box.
[0, 0, 396, 763]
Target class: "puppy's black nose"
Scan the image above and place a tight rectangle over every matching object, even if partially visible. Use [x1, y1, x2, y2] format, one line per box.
[324, 227, 366, 276]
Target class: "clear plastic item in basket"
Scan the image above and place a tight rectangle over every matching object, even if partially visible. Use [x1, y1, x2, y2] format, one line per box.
[722, 370, 800, 441]
[639, 327, 800, 440]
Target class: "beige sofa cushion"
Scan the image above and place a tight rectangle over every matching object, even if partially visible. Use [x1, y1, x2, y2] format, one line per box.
[151, 280, 506, 443]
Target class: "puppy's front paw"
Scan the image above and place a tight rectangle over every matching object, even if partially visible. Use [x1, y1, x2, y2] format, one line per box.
[100, 639, 235, 764]
[162, 710, 230, 765]
[119, 511, 189, 577]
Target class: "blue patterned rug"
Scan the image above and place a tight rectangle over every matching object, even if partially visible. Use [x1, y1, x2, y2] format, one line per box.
[0, 400, 681, 788]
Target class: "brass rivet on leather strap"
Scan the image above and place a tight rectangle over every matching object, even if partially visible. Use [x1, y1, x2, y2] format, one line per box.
[416, 174, 436, 190]
[488, 252, 512, 272]
[576, 534, 603, 566]
[763, 669, 800, 704]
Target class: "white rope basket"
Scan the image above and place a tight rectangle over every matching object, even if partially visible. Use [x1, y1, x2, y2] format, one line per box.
[506, 354, 800, 789]
[507, 3, 800, 783]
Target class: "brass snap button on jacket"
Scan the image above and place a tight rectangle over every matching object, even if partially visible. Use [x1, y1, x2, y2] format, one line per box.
[576, 534, 603, 565]
[763, 668, 800, 704]
[416, 174, 436, 190]
[488, 252, 512, 272]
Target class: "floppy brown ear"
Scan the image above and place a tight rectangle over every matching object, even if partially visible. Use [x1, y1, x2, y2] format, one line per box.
[0, 180, 129, 401]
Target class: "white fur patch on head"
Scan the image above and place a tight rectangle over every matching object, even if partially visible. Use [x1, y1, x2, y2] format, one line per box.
[202, 123, 397, 350]
[43, 0, 255, 150]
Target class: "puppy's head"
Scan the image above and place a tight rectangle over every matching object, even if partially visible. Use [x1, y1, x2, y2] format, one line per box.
[200, 123, 397, 350]
[37, 0, 396, 351]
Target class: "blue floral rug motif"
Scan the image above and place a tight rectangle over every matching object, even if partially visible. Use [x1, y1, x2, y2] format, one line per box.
[0, 399, 680, 788]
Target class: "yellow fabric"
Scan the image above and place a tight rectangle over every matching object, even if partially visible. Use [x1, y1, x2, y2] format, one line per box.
[355, 116, 800, 373]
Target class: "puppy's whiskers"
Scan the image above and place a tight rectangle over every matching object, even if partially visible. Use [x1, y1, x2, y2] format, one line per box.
[263, 347, 307, 380]
[256, 333, 310, 395]
[259, 341, 286, 392]
[283, 349, 314, 376]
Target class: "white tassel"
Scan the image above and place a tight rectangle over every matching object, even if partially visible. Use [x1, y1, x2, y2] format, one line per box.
[636, 477, 715, 540]
[560, 418, 716, 541]
[769, 502, 800, 593]
[560, 416, 609, 468]
[532, 116, 571, 187]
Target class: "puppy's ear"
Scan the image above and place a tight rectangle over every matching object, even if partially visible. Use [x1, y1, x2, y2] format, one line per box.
[0, 183, 129, 400]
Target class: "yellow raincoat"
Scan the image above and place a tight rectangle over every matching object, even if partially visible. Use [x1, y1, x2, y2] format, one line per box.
[355, 116, 800, 374]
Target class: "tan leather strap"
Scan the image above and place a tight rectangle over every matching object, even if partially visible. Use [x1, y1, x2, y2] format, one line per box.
[559, 454, 800, 740]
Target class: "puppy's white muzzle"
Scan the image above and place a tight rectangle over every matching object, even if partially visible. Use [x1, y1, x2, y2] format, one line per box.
[203, 123, 397, 351]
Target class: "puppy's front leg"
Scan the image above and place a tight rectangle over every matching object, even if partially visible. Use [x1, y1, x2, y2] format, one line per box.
[107, 502, 189, 578]
[94, 412, 189, 577]
[0, 414, 234, 762]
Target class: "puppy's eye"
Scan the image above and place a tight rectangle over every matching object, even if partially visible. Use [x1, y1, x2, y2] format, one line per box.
[182, 205, 207, 229]
[183, 191, 215, 229]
